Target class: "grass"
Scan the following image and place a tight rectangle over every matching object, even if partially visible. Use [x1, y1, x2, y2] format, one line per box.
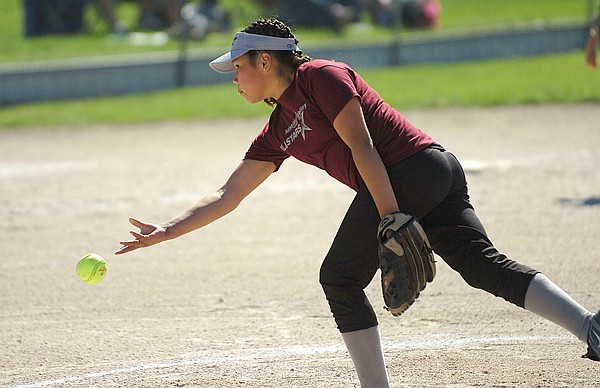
[363, 52, 600, 107]
[434, 0, 591, 29]
[2, 51, 598, 129]
[0, 0, 262, 63]
[0, 0, 592, 63]
[1, 0, 597, 129]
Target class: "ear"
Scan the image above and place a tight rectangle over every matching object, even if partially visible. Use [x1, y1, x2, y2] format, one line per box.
[259, 52, 273, 71]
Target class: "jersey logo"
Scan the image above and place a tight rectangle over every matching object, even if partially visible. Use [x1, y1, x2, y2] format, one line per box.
[280, 103, 313, 152]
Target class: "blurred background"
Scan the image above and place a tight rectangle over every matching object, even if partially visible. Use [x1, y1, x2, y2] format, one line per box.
[0, 0, 598, 127]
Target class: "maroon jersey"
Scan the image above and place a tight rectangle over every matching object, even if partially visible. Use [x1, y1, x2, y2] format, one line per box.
[244, 60, 435, 191]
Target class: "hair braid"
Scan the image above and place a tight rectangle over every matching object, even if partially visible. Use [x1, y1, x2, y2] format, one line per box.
[243, 18, 312, 71]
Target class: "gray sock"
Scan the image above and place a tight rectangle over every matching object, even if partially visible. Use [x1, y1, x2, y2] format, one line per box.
[524, 273, 592, 342]
[342, 325, 390, 388]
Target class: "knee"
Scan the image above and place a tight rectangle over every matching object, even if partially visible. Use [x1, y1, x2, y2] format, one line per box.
[319, 259, 335, 289]
[319, 259, 379, 331]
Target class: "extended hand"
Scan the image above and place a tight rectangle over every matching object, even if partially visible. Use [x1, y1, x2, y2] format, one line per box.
[115, 217, 167, 255]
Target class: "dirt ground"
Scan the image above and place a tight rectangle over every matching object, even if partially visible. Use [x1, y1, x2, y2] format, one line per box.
[1, 103, 599, 387]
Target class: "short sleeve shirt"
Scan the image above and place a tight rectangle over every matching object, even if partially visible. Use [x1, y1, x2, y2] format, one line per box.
[244, 60, 435, 191]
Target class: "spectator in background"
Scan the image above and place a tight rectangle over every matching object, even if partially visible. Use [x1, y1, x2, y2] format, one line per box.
[255, 0, 440, 32]
[276, 0, 358, 33]
[197, 0, 230, 32]
[138, 0, 183, 30]
[400, 0, 440, 28]
[93, 0, 127, 34]
[366, 0, 440, 29]
[167, 0, 231, 40]
[24, 0, 126, 36]
[586, 5, 600, 67]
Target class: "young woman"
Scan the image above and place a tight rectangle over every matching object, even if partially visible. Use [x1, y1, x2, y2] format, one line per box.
[116, 18, 599, 387]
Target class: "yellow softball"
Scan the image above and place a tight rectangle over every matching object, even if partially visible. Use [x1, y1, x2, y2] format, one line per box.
[76, 253, 107, 284]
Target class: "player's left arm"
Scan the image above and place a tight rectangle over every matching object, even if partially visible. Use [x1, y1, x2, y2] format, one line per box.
[115, 159, 275, 255]
[333, 97, 399, 219]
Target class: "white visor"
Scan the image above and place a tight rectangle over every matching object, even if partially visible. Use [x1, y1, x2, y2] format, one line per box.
[209, 32, 299, 74]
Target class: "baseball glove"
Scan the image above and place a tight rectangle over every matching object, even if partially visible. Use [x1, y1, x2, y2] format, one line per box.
[377, 212, 436, 316]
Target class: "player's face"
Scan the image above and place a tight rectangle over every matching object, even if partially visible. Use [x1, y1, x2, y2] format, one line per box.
[232, 54, 268, 104]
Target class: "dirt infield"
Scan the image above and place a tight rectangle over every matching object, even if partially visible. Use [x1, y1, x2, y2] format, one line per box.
[1, 104, 599, 387]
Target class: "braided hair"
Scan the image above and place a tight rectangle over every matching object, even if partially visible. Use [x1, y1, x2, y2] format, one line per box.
[244, 18, 312, 69]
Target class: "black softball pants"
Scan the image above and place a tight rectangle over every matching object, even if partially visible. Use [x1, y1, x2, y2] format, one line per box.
[319, 145, 539, 333]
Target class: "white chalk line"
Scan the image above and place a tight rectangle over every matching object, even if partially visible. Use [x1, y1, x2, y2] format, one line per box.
[14, 334, 557, 387]
[0, 162, 97, 179]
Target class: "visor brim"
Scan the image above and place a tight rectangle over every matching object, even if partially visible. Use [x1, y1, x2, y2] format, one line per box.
[209, 49, 249, 74]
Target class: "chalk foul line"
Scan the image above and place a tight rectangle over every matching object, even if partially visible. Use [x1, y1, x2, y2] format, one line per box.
[15, 334, 563, 387]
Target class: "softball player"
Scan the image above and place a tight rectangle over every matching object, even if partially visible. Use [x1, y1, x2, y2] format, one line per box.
[586, 5, 600, 67]
[117, 18, 600, 387]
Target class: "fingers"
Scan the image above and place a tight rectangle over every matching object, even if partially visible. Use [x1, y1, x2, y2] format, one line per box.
[130, 230, 145, 240]
[117, 217, 164, 255]
[116, 218, 147, 255]
[115, 235, 147, 255]
[115, 229, 155, 255]
[115, 244, 136, 255]
[129, 217, 144, 228]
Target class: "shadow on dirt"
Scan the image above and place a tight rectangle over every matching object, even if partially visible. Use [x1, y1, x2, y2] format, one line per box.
[557, 196, 600, 207]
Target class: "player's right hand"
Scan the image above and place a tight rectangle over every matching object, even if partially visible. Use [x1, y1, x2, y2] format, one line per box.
[115, 217, 167, 255]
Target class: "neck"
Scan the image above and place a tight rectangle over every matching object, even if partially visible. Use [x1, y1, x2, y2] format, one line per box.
[269, 67, 295, 101]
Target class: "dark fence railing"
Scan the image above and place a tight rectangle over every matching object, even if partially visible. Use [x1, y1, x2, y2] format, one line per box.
[0, 23, 588, 106]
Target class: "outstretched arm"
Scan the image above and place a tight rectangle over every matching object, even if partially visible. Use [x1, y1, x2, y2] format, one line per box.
[116, 159, 275, 255]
